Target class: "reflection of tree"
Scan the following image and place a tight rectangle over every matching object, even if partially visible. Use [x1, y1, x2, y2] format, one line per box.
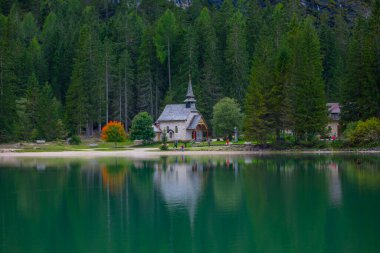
[101, 163, 128, 194]
[243, 157, 329, 253]
[2, 155, 380, 253]
[212, 169, 242, 211]
[327, 162, 342, 206]
[342, 156, 380, 189]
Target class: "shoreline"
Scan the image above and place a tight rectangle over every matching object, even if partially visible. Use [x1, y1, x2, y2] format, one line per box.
[1, 148, 380, 158]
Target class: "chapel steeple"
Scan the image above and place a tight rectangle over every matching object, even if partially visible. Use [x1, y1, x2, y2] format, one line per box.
[184, 74, 196, 109]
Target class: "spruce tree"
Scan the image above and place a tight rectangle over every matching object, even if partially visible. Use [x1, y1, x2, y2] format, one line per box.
[291, 17, 327, 140]
[154, 9, 178, 91]
[137, 26, 156, 116]
[244, 77, 268, 144]
[194, 7, 222, 122]
[225, 10, 249, 102]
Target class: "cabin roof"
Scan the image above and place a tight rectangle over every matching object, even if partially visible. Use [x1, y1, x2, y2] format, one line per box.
[327, 103, 341, 114]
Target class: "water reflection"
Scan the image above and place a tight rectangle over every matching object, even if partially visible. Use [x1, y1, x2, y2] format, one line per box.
[0, 155, 380, 253]
[327, 162, 342, 206]
[101, 163, 128, 194]
[154, 160, 205, 223]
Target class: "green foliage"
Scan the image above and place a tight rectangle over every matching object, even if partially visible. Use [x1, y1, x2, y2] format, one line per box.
[0, 0, 377, 147]
[159, 144, 169, 150]
[161, 129, 168, 144]
[348, 118, 380, 147]
[154, 9, 177, 64]
[225, 10, 249, 102]
[212, 97, 243, 138]
[130, 112, 155, 141]
[30, 128, 40, 141]
[244, 80, 268, 144]
[69, 135, 81, 145]
[291, 17, 327, 140]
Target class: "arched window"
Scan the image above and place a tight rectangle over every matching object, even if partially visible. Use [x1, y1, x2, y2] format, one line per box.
[166, 126, 169, 132]
[175, 126, 178, 133]
[169, 132, 173, 138]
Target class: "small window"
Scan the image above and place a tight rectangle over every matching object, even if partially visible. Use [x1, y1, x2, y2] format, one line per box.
[167, 126, 169, 132]
[175, 126, 178, 133]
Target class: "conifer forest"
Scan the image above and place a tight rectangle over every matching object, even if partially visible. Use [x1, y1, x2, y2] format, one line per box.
[0, 0, 379, 143]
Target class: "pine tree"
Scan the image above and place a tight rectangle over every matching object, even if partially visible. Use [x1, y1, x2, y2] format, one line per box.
[118, 49, 134, 131]
[246, 0, 264, 58]
[0, 14, 17, 141]
[136, 26, 156, 116]
[244, 77, 268, 144]
[225, 10, 249, 102]
[291, 17, 327, 140]
[154, 9, 178, 91]
[341, 18, 378, 124]
[319, 11, 339, 102]
[194, 7, 221, 122]
[66, 20, 101, 135]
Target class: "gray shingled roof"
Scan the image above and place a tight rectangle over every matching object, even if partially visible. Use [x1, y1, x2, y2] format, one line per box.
[187, 115, 201, 130]
[157, 104, 194, 121]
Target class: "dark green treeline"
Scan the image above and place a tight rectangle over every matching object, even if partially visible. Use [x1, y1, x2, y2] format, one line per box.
[0, 0, 379, 142]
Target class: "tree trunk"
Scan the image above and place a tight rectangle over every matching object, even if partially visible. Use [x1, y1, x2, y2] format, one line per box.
[0, 55, 3, 98]
[167, 39, 171, 91]
[86, 120, 90, 138]
[119, 72, 122, 122]
[105, 50, 109, 123]
[155, 70, 159, 119]
[124, 67, 128, 132]
[98, 82, 102, 135]
[149, 72, 154, 116]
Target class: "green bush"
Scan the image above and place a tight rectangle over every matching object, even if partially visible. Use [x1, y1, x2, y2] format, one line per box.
[159, 144, 169, 150]
[349, 118, 380, 147]
[342, 121, 358, 141]
[30, 128, 40, 141]
[330, 140, 347, 149]
[130, 112, 155, 141]
[69, 135, 81, 145]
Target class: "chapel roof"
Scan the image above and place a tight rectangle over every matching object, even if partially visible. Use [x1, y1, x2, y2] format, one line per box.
[157, 104, 196, 122]
[187, 115, 201, 130]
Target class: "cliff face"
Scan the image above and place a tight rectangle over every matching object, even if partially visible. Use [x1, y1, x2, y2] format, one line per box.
[172, 0, 370, 21]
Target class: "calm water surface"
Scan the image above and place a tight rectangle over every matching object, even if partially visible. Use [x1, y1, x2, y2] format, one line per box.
[0, 154, 380, 253]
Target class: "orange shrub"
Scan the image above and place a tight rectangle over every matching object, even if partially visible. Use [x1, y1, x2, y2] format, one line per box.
[101, 121, 127, 146]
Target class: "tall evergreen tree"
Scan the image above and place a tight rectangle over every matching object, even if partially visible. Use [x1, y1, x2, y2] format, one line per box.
[341, 18, 379, 124]
[291, 17, 327, 140]
[137, 26, 156, 116]
[194, 7, 221, 122]
[225, 10, 249, 102]
[244, 77, 268, 144]
[66, 19, 102, 135]
[154, 9, 178, 91]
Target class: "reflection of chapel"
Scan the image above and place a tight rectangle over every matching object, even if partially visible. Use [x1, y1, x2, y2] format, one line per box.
[153, 79, 208, 142]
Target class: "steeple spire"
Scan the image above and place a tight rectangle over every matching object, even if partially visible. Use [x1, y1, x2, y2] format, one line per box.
[184, 74, 196, 108]
[186, 74, 195, 99]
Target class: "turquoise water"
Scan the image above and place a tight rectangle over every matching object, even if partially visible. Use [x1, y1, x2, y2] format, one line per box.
[0, 154, 380, 253]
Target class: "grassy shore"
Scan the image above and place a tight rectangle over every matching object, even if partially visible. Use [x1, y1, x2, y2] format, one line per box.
[1, 138, 379, 154]
[0, 139, 135, 152]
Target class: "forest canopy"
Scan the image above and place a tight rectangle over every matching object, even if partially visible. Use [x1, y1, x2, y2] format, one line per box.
[0, 0, 379, 143]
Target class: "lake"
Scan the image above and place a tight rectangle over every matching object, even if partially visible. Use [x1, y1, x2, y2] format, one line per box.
[0, 154, 380, 253]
